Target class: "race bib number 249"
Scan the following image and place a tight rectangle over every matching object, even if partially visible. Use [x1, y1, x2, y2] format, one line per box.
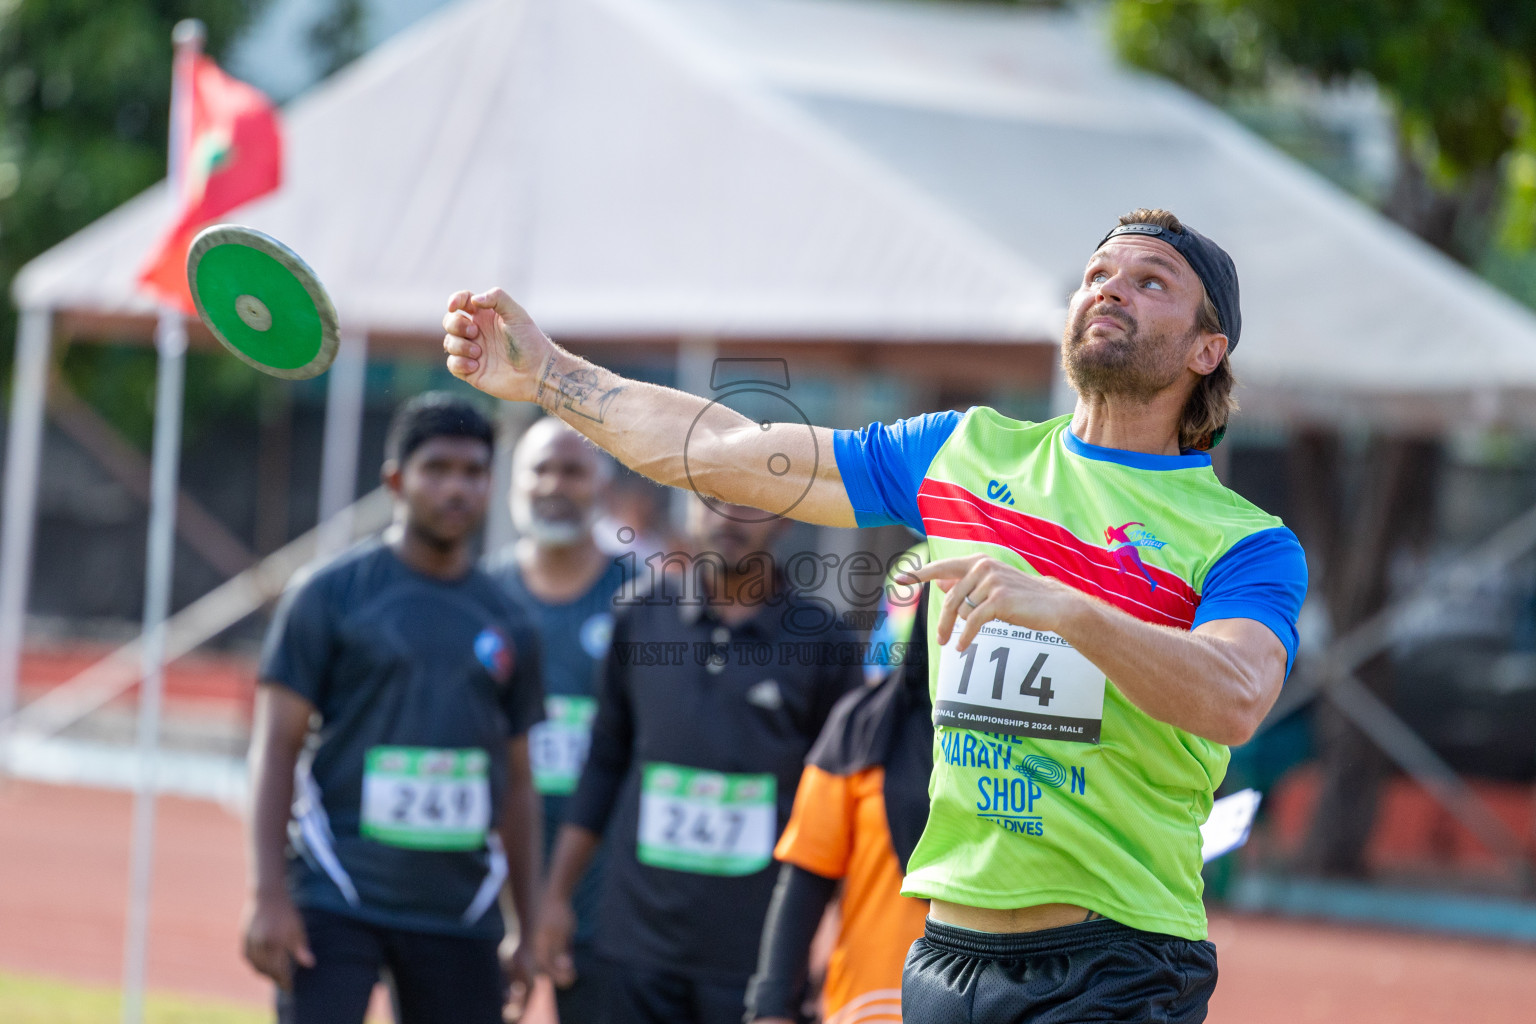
[360, 746, 491, 851]
[933, 623, 1106, 743]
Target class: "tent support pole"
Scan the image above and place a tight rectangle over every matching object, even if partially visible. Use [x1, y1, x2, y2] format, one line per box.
[317, 328, 369, 557]
[121, 23, 200, 1023]
[122, 310, 187, 1024]
[0, 306, 52, 755]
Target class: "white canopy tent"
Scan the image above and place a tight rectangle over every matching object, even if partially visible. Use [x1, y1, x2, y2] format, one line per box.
[16, 0, 1536, 412]
[11, 0, 1058, 342]
[10, 0, 1536, 716]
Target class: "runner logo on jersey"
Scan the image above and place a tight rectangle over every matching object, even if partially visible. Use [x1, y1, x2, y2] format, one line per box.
[474, 627, 515, 684]
[1103, 522, 1166, 591]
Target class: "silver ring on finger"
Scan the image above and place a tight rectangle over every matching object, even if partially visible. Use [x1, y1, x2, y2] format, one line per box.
[964, 595, 979, 609]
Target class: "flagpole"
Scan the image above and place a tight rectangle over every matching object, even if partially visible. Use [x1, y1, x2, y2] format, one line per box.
[121, 19, 201, 1024]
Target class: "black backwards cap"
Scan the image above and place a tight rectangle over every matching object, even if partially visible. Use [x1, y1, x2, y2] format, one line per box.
[1098, 220, 1242, 352]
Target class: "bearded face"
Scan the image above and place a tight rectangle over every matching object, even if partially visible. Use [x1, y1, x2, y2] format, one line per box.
[512, 490, 589, 546]
[510, 421, 610, 548]
[1061, 296, 1194, 404]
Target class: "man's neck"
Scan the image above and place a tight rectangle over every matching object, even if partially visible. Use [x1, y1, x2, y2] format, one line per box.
[387, 523, 471, 580]
[514, 536, 609, 604]
[1068, 392, 1185, 456]
[703, 566, 776, 627]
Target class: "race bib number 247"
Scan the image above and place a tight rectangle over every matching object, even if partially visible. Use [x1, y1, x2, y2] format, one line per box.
[933, 623, 1106, 743]
[637, 763, 776, 876]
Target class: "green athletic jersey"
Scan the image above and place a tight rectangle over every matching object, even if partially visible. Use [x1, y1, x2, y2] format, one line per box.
[834, 410, 1307, 939]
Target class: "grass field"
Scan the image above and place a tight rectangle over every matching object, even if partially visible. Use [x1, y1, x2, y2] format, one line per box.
[0, 971, 267, 1024]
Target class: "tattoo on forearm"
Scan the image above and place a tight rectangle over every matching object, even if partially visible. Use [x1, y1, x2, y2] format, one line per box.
[535, 358, 558, 410]
[539, 365, 626, 423]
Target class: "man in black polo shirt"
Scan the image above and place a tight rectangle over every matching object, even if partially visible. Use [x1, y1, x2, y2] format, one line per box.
[486, 417, 627, 1022]
[242, 394, 545, 1024]
[536, 499, 861, 1024]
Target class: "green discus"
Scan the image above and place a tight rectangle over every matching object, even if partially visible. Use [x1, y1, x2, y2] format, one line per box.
[186, 225, 340, 380]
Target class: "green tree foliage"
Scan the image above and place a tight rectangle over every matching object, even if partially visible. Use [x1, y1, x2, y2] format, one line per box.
[308, 0, 367, 79]
[0, 0, 266, 442]
[1110, 1, 1536, 266]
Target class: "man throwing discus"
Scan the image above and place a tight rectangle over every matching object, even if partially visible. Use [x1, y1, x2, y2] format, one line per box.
[442, 208, 1306, 1022]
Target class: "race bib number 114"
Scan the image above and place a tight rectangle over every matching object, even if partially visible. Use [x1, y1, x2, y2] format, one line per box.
[933, 623, 1106, 743]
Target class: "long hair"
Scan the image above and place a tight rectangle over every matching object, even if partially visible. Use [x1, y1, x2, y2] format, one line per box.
[1179, 289, 1237, 450]
[1116, 208, 1238, 450]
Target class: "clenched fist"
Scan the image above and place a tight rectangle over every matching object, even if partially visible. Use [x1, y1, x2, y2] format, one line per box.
[442, 289, 559, 404]
[241, 890, 315, 991]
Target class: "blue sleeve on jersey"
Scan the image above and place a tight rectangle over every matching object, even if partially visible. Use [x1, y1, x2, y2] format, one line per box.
[833, 411, 963, 531]
[1191, 527, 1308, 677]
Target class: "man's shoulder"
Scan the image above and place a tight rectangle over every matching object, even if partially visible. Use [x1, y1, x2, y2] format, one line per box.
[863, 405, 1054, 447]
[774, 589, 854, 640]
[290, 539, 392, 603]
[482, 549, 632, 605]
[463, 563, 539, 623]
[608, 571, 674, 627]
[934, 408, 1066, 462]
[598, 555, 635, 593]
[563, 557, 634, 614]
[480, 544, 521, 585]
[1187, 478, 1289, 541]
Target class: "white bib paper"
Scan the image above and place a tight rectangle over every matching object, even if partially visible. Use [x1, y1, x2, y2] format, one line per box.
[1200, 788, 1262, 862]
[529, 695, 598, 796]
[360, 746, 492, 851]
[636, 763, 776, 876]
[933, 622, 1106, 743]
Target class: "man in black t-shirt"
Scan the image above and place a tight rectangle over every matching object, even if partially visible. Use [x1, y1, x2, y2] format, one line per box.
[486, 416, 629, 1022]
[243, 394, 546, 1024]
[536, 498, 861, 1024]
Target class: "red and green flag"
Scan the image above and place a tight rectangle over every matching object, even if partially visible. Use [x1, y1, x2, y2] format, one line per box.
[137, 54, 282, 313]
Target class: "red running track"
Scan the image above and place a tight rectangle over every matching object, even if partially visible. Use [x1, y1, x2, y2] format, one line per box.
[0, 778, 263, 1005]
[2, 779, 1535, 1021]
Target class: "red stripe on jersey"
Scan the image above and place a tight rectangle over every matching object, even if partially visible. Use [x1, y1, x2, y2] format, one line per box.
[916, 480, 1200, 628]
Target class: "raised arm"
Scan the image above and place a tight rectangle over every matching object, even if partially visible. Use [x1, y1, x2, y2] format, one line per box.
[442, 289, 856, 527]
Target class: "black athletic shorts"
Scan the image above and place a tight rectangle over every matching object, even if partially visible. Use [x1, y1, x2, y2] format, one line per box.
[902, 917, 1218, 1024]
[605, 959, 748, 1024]
[553, 943, 614, 1024]
[276, 907, 503, 1024]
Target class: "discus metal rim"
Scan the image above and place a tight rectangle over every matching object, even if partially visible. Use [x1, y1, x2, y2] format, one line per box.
[187, 224, 341, 381]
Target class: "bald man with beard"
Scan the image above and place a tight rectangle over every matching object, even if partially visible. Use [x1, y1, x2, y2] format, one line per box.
[486, 417, 627, 1023]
